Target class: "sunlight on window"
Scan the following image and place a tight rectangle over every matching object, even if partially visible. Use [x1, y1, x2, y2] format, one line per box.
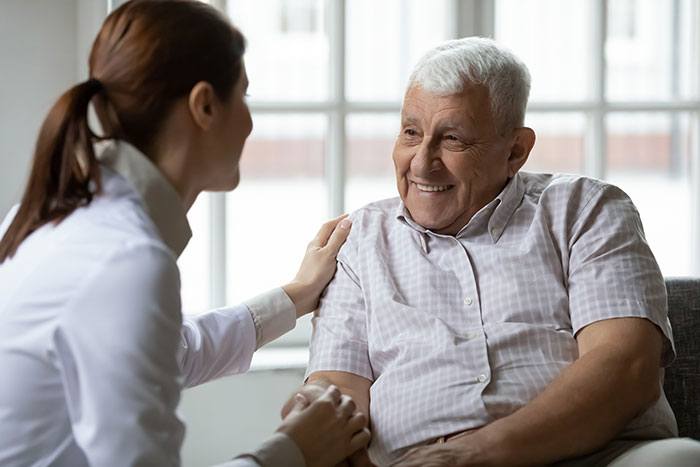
[176, 0, 699, 334]
[346, 114, 400, 211]
[496, 0, 594, 102]
[178, 194, 211, 314]
[606, 0, 698, 101]
[347, 0, 453, 102]
[522, 113, 586, 174]
[606, 113, 694, 276]
[227, 0, 329, 102]
[226, 114, 327, 345]
[496, 0, 698, 276]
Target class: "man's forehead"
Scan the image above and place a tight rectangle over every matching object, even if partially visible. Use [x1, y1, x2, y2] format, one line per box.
[401, 87, 486, 123]
[402, 95, 460, 117]
[404, 82, 488, 101]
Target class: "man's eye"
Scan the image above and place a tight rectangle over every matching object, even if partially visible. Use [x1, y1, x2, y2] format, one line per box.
[403, 128, 418, 136]
[445, 134, 459, 141]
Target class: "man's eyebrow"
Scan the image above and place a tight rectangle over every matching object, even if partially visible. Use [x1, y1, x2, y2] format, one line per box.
[435, 121, 467, 132]
[401, 116, 419, 126]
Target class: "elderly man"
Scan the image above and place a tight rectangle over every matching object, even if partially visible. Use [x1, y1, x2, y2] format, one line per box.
[284, 37, 700, 466]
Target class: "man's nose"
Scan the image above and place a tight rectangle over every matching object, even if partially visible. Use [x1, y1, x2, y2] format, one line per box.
[411, 139, 442, 176]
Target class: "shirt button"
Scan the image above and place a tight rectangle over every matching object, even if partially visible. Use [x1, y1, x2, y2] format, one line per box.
[477, 374, 488, 383]
[464, 297, 473, 306]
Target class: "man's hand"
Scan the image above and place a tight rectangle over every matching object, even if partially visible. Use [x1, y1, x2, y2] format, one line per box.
[392, 444, 462, 467]
[346, 448, 375, 467]
[390, 432, 494, 467]
[395, 317, 663, 466]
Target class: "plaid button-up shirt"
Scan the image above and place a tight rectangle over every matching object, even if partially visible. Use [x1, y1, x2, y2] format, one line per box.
[307, 172, 677, 465]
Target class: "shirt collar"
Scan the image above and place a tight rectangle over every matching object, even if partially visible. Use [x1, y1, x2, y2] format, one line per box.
[395, 172, 525, 244]
[96, 140, 192, 257]
[484, 172, 525, 242]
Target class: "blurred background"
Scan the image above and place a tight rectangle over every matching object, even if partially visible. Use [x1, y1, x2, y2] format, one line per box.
[0, 1, 698, 465]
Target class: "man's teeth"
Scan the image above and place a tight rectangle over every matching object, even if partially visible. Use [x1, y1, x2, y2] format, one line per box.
[414, 183, 451, 192]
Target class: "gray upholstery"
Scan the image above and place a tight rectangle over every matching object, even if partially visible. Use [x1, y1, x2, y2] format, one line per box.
[664, 278, 700, 440]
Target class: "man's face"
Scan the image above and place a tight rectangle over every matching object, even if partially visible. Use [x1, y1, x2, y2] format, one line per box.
[393, 84, 519, 235]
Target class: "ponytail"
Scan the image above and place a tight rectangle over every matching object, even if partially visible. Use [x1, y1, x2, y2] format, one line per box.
[0, 79, 103, 262]
[1, 0, 247, 262]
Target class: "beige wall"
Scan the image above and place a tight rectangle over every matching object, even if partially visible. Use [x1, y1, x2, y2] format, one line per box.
[181, 369, 306, 467]
[0, 0, 109, 219]
[0, 0, 75, 217]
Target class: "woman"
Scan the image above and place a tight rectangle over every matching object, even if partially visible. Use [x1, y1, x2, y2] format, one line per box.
[0, 1, 368, 466]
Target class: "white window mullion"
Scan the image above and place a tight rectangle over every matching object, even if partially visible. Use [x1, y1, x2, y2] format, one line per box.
[691, 113, 700, 275]
[209, 193, 227, 308]
[454, 0, 495, 38]
[692, 0, 700, 275]
[205, 0, 229, 309]
[327, 0, 346, 216]
[586, 0, 607, 180]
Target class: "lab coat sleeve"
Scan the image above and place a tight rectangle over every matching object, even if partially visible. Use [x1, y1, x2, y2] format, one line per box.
[178, 288, 297, 388]
[54, 242, 185, 467]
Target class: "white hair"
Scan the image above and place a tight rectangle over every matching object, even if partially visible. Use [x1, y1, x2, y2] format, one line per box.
[407, 37, 531, 135]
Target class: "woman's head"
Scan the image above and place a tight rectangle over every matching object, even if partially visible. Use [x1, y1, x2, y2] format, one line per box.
[91, 0, 248, 154]
[0, 0, 249, 262]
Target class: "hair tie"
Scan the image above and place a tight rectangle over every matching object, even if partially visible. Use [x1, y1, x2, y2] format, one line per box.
[86, 77, 103, 92]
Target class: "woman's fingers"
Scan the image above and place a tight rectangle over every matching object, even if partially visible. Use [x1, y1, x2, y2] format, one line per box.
[349, 427, 372, 452]
[338, 394, 356, 420]
[276, 385, 370, 467]
[310, 214, 348, 248]
[347, 412, 367, 433]
[323, 217, 352, 253]
[319, 384, 342, 406]
[286, 393, 309, 417]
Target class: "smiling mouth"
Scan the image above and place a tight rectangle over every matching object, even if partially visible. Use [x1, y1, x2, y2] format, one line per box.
[411, 181, 454, 193]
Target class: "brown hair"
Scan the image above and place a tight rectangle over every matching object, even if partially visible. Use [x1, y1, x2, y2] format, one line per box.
[0, 0, 245, 262]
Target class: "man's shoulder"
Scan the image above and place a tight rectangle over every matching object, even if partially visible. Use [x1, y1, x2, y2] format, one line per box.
[520, 171, 624, 207]
[337, 197, 402, 261]
[520, 171, 607, 195]
[348, 197, 402, 232]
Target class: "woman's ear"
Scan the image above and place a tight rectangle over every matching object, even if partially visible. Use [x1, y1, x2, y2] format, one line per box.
[188, 81, 217, 131]
[507, 127, 536, 177]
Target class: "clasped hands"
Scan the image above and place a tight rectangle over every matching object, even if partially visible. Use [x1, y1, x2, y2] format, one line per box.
[278, 383, 374, 467]
[278, 383, 489, 467]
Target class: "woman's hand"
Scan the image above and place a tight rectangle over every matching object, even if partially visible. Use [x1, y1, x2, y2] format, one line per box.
[283, 215, 352, 317]
[277, 385, 371, 467]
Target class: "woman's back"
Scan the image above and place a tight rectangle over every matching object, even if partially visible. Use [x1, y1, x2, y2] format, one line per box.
[0, 149, 186, 466]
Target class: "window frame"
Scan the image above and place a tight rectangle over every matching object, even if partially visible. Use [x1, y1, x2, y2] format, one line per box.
[184, 0, 700, 320]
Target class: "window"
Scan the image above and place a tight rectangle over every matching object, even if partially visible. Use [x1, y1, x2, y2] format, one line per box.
[178, 1, 700, 348]
[213, 0, 453, 345]
[495, 0, 700, 277]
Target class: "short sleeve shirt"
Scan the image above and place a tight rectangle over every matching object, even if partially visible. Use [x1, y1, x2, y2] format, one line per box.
[307, 172, 677, 465]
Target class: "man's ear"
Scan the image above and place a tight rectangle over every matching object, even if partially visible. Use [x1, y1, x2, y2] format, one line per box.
[507, 127, 536, 177]
[188, 81, 217, 131]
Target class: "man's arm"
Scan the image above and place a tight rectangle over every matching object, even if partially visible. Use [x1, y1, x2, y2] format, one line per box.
[395, 316, 663, 466]
[282, 371, 372, 425]
[308, 372, 372, 419]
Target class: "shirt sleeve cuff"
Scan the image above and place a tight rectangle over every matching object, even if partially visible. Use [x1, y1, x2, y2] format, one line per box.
[245, 288, 297, 349]
[234, 432, 306, 467]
